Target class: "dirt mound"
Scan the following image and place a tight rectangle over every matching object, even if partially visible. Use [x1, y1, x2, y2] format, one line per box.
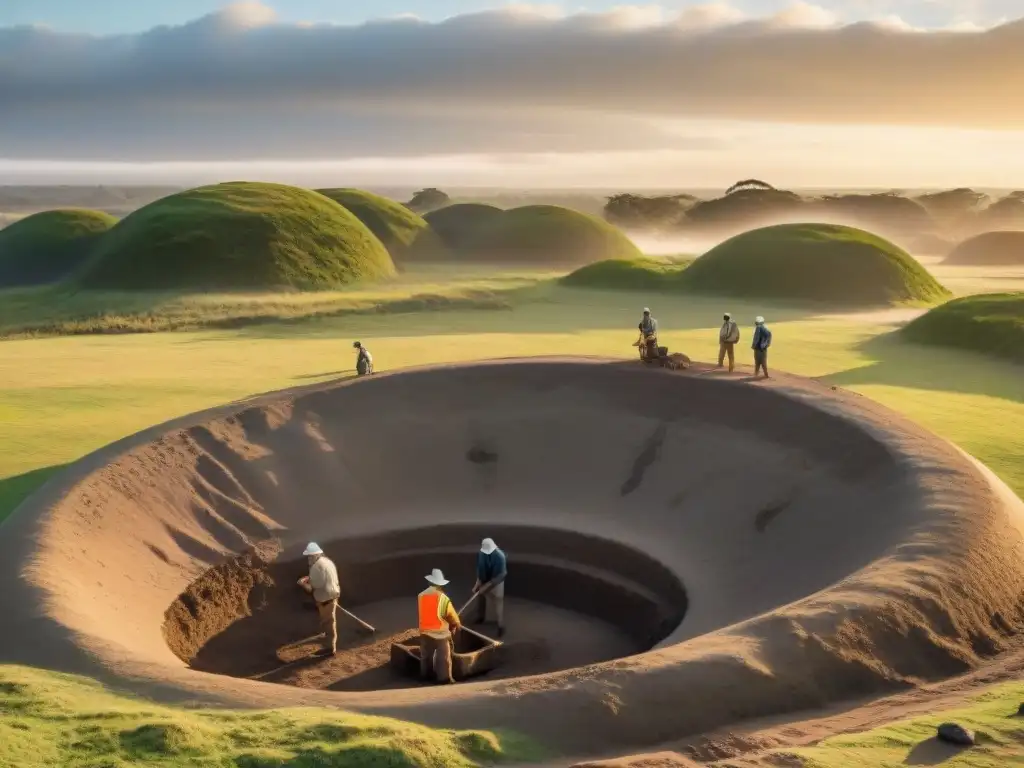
[683, 223, 949, 306]
[1, 359, 1023, 757]
[944, 231, 1024, 266]
[0, 208, 117, 286]
[76, 182, 395, 290]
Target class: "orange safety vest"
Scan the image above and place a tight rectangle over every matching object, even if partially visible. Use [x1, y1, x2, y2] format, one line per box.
[418, 589, 449, 633]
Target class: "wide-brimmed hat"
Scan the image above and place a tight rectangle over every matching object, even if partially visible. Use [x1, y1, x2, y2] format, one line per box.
[303, 542, 323, 556]
[480, 538, 497, 555]
[755, 316, 765, 324]
[425, 568, 449, 586]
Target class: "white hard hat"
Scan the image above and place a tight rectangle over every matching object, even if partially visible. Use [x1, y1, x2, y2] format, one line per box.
[303, 542, 323, 556]
[755, 316, 765, 324]
[724, 312, 731, 319]
[643, 307, 651, 313]
[480, 538, 497, 555]
[425, 568, 450, 586]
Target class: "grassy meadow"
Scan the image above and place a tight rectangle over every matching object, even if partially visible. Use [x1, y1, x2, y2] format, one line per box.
[0, 260, 1021, 767]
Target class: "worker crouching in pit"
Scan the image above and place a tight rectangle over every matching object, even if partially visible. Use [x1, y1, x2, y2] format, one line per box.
[297, 542, 341, 657]
[418, 568, 462, 684]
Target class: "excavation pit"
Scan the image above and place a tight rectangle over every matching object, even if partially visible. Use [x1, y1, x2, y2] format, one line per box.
[165, 525, 688, 691]
[4, 358, 1023, 754]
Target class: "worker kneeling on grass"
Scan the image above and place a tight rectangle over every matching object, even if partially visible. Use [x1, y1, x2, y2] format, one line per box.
[418, 568, 462, 684]
[473, 538, 507, 638]
[353, 341, 373, 376]
[297, 542, 341, 657]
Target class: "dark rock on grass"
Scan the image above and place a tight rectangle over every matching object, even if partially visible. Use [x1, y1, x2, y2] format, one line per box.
[936, 722, 975, 746]
[1017, 701, 1024, 716]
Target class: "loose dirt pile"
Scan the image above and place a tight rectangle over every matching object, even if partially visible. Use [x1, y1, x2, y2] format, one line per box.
[0, 358, 1022, 757]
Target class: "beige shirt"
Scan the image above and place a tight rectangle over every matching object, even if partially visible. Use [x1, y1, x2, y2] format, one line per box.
[309, 556, 341, 603]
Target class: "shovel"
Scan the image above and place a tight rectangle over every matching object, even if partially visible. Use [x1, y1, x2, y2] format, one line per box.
[336, 604, 376, 634]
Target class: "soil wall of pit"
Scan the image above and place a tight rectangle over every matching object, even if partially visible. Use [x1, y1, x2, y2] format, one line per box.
[1, 358, 1023, 754]
[164, 525, 688, 666]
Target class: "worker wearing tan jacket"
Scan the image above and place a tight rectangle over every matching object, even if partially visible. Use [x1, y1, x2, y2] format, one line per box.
[418, 568, 462, 683]
[297, 542, 341, 656]
[717, 313, 741, 372]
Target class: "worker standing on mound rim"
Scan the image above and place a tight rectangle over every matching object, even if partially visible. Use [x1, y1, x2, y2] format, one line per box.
[472, 538, 507, 638]
[717, 312, 740, 372]
[752, 316, 772, 379]
[639, 307, 659, 360]
[418, 568, 462, 684]
[297, 542, 341, 657]
[353, 341, 373, 376]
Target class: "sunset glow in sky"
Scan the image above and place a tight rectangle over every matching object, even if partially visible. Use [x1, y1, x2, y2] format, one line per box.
[2, 1, 1023, 188]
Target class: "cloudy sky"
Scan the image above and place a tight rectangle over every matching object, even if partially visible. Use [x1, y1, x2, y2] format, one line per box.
[2, 1, 1023, 189]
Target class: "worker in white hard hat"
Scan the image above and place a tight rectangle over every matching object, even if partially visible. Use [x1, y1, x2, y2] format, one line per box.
[297, 542, 341, 656]
[472, 538, 507, 638]
[638, 307, 659, 360]
[717, 312, 740, 372]
[417, 568, 462, 683]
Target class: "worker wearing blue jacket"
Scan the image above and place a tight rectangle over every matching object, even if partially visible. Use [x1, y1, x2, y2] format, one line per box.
[473, 538, 507, 638]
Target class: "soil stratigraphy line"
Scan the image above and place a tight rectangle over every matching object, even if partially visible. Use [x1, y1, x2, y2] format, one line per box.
[620, 423, 669, 497]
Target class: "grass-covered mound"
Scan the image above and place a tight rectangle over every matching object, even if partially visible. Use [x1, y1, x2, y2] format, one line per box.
[0, 209, 117, 286]
[902, 292, 1024, 364]
[465, 205, 643, 265]
[562, 256, 693, 291]
[680, 223, 950, 306]
[315, 188, 447, 263]
[944, 231, 1024, 266]
[0, 665, 541, 768]
[424, 203, 505, 251]
[78, 182, 395, 291]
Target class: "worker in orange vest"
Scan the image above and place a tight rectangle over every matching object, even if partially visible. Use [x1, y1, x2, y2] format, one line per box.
[418, 568, 462, 684]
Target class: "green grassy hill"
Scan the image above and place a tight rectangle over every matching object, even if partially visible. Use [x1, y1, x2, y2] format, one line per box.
[424, 203, 505, 251]
[466, 205, 643, 265]
[944, 231, 1024, 266]
[902, 292, 1024, 363]
[0, 209, 117, 286]
[316, 188, 447, 264]
[681, 223, 950, 306]
[561, 256, 693, 291]
[77, 182, 395, 291]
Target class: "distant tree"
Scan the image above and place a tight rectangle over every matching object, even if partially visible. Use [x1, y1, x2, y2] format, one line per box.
[603, 193, 697, 229]
[917, 187, 989, 214]
[725, 179, 775, 196]
[406, 188, 451, 214]
[978, 190, 1024, 226]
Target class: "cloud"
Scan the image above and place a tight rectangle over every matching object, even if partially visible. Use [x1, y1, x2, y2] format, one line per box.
[1, 2, 1023, 161]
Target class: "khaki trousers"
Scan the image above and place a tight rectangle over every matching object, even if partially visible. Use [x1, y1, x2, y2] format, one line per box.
[474, 582, 506, 629]
[718, 342, 736, 371]
[419, 633, 454, 683]
[316, 599, 338, 653]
